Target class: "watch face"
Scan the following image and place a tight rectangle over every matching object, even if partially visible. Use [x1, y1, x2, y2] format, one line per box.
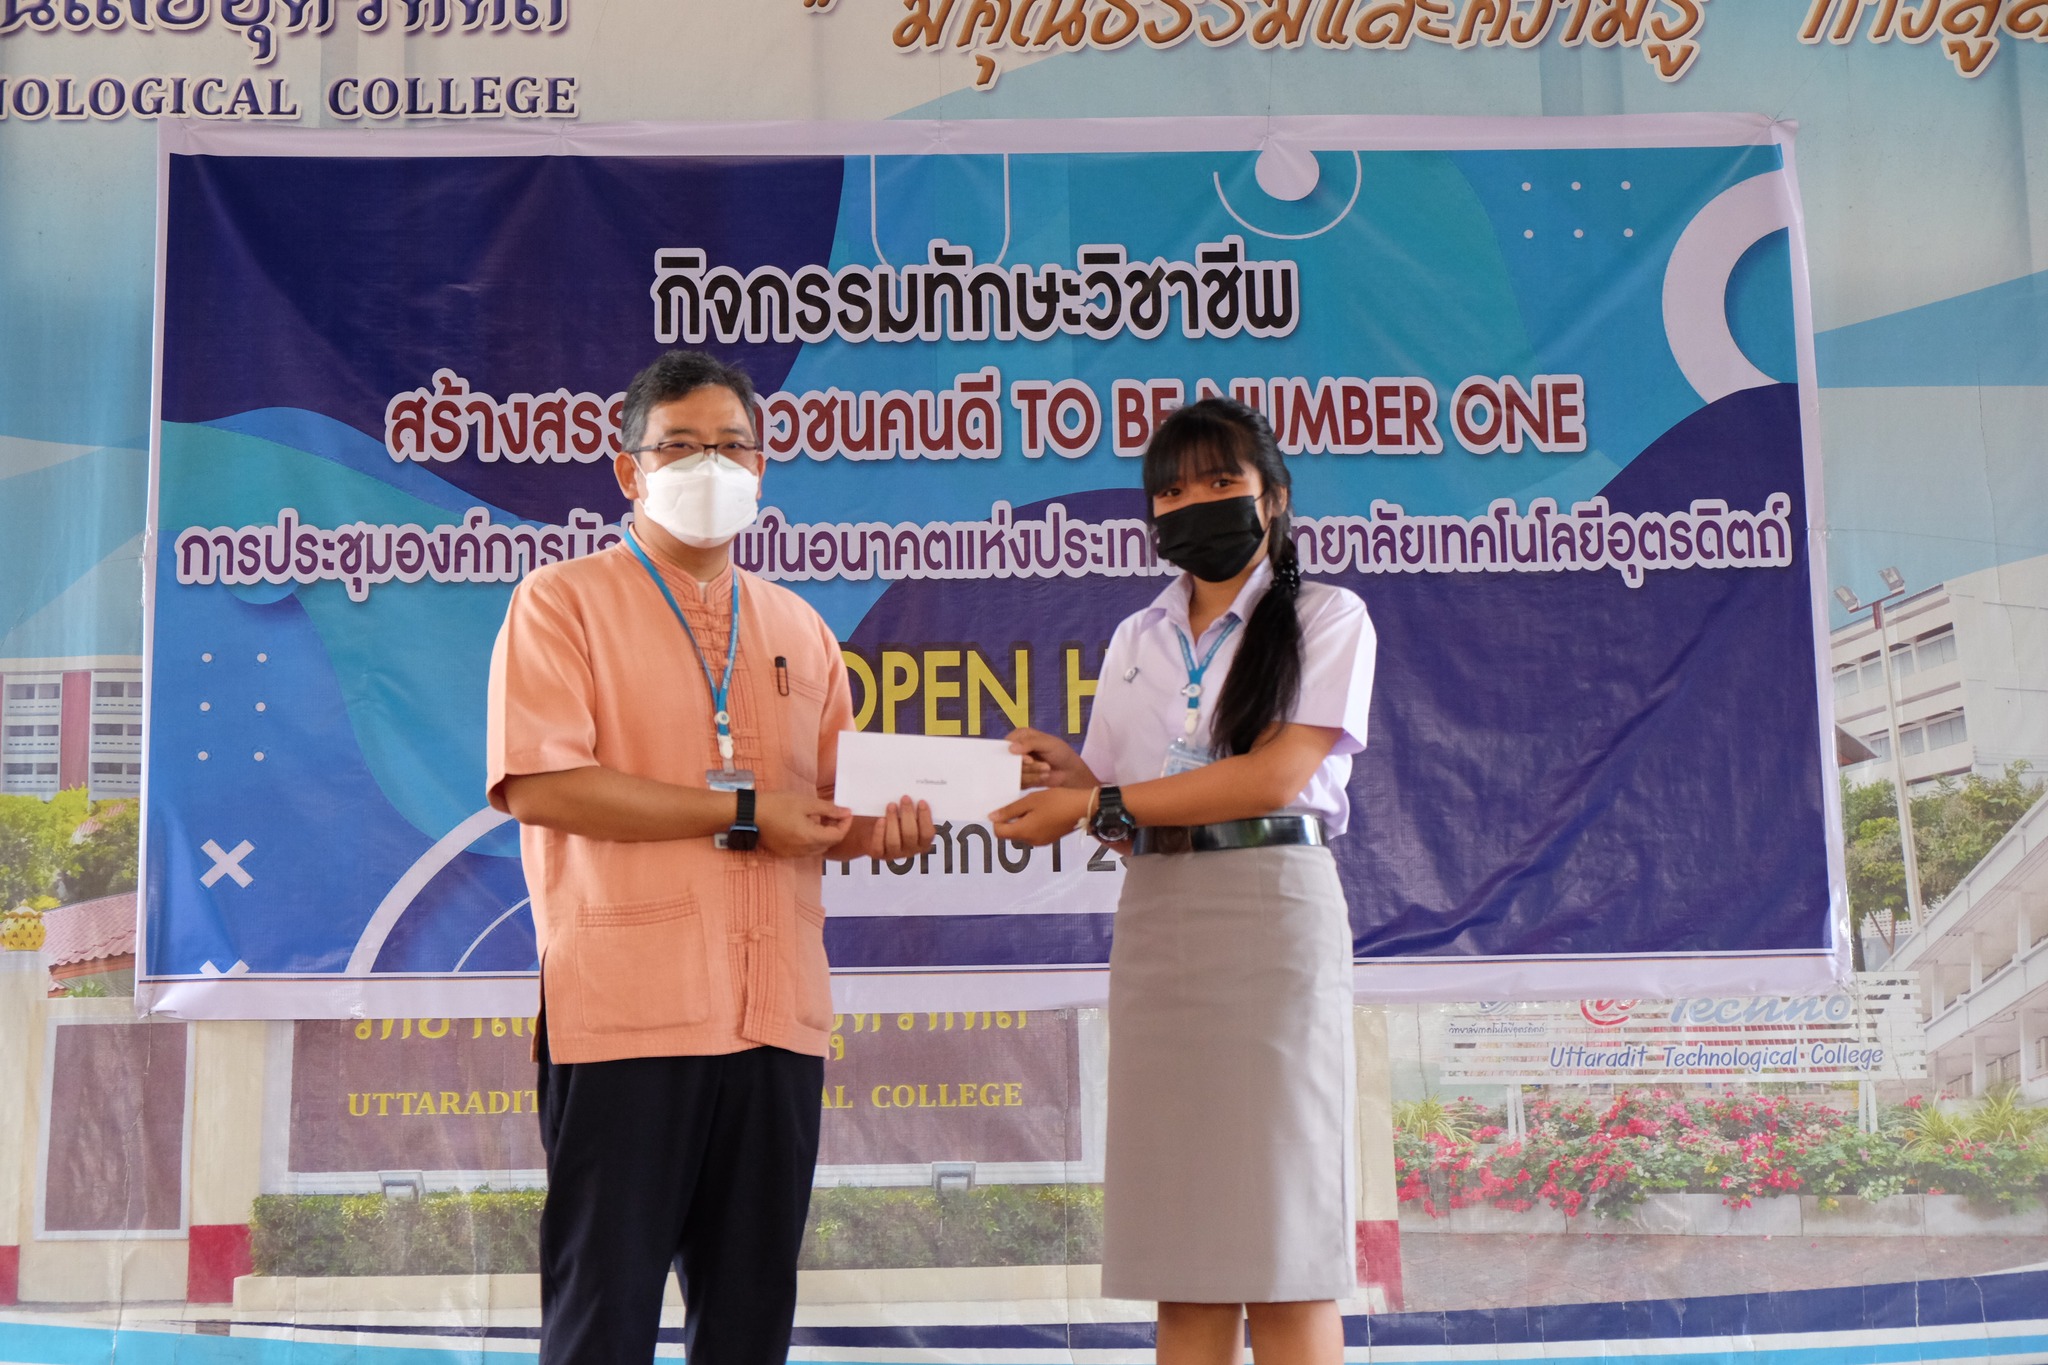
[1091, 794, 1133, 841]
[723, 826, 759, 852]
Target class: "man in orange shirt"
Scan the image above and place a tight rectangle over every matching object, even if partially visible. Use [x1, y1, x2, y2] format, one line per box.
[487, 350, 931, 1365]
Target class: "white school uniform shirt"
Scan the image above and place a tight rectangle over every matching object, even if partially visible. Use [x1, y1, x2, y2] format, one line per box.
[1079, 559, 1378, 837]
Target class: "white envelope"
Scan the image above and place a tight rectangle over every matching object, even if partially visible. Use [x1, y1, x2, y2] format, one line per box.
[833, 731, 1025, 824]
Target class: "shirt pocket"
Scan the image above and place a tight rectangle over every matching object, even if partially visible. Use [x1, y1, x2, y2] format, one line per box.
[778, 657, 831, 789]
[570, 894, 712, 1033]
[786, 894, 834, 1032]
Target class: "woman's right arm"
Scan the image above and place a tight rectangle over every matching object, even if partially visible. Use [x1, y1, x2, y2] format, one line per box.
[1005, 614, 1127, 790]
[989, 721, 1337, 846]
[1117, 722, 1337, 826]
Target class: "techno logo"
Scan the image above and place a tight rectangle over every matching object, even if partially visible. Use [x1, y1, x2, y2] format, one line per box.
[1580, 999, 1640, 1027]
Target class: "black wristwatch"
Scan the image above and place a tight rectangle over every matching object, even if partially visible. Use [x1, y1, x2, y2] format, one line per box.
[719, 788, 760, 852]
[1088, 785, 1136, 843]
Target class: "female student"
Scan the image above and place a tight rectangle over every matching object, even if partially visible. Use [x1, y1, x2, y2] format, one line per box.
[992, 397, 1377, 1365]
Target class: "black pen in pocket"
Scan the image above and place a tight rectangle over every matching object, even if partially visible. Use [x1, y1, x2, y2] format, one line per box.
[774, 655, 789, 696]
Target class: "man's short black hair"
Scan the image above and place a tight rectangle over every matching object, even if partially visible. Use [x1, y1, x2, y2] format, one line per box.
[620, 350, 757, 452]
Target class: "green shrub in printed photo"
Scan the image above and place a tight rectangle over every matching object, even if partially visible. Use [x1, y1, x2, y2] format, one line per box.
[250, 1185, 1103, 1276]
[1389, 1096, 1491, 1142]
[801, 1185, 1102, 1269]
[251, 1191, 547, 1277]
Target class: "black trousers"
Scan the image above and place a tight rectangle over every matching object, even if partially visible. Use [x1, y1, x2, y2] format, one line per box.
[536, 1027, 823, 1365]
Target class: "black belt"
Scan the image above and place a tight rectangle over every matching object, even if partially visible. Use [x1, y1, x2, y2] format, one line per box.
[1130, 814, 1326, 856]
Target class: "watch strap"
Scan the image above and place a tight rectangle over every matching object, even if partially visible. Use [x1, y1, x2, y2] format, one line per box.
[720, 787, 760, 851]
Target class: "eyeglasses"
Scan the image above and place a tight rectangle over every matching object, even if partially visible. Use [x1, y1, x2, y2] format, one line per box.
[626, 438, 763, 469]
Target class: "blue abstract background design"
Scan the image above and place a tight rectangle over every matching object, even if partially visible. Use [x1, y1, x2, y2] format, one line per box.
[143, 132, 1829, 988]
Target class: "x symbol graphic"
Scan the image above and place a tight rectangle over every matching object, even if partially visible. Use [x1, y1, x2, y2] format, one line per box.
[200, 839, 255, 889]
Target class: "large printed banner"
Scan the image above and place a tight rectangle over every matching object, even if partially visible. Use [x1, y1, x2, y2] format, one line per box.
[138, 116, 1844, 1019]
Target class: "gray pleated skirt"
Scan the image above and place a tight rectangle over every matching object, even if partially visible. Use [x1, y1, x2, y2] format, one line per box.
[1101, 843, 1358, 1304]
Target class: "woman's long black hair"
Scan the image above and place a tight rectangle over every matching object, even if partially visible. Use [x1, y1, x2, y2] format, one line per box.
[1141, 397, 1303, 758]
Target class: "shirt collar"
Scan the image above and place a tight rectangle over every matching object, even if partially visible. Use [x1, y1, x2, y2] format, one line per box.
[1141, 556, 1274, 640]
[626, 523, 736, 601]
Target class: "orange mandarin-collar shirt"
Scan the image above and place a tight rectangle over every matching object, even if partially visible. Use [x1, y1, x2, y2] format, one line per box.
[486, 537, 854, 1064]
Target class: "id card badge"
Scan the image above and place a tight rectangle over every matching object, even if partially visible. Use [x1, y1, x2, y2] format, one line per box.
[707, 768, 756, 792]
[1161, 737, 1214, 778]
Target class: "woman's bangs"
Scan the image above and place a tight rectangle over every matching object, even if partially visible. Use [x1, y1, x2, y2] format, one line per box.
[1141, 425, 1249, 500]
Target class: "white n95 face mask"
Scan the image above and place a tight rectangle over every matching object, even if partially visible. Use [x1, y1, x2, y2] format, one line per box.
[639, 455, 760, 548]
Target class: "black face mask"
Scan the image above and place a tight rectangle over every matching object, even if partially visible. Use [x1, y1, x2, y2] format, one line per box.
[1153, 496, 1267, 582]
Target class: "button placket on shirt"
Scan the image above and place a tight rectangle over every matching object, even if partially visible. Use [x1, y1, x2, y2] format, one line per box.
[678, 574, 786, 1041]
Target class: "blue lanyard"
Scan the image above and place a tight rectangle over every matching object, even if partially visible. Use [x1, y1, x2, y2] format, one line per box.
[627, 531, 742, 766]
[1173, 617, 1240, 737]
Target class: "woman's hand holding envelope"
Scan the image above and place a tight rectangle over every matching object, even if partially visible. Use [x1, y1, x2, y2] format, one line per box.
[1004, 727, 1096, 790]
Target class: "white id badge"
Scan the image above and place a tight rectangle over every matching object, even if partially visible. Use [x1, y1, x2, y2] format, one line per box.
[706, 768, 756, 792]
[1161, 737, 1214, 777]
